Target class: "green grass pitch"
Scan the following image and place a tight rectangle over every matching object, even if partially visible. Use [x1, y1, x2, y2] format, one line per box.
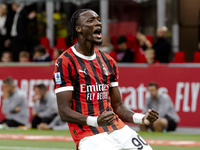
[0, 129, 200, 150]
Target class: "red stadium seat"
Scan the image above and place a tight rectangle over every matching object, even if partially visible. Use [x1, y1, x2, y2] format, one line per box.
[126, 35, 137, 50]
[110, 36, 118, 50]
[55, 37, 68, 50]
[134, 48, 146, 63]
[145, 35, 154, 44]
[111, 35, 137, 50]
[109, 51, 117, 62]
[173, 51, 186, 63]
[193, 51, 200, 62]
[40, 37, 51, 54]
[52, 37, 68, 59]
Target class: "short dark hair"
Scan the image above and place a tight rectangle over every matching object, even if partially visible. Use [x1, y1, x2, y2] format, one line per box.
[148, 82, 158, 89]
[117, 35, 127, 45]
[35, 83, 47, 91]
[3, 77, 14, 85]
[34, 45, 46, 54]
[68, 9, 90, 44]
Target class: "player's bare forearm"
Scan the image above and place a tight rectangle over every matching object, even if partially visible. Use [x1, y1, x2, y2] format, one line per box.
[59, 107, 88, 125]
[114, 102, 135, 123]
[56, 91, 87, 125]
[110, 86, 135, 123]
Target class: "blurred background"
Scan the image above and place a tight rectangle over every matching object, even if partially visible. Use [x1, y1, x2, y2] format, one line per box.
[0, 0, 200, 61]
[0, 0, 200, 130]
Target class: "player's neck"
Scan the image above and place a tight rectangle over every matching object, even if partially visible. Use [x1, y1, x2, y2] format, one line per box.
[75, 40, 95, 56]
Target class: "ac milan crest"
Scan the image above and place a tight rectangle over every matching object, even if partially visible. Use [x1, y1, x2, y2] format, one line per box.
[103, 65, 108, 76]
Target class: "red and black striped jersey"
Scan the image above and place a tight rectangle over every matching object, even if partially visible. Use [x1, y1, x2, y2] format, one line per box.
[53, 46, 125, 144]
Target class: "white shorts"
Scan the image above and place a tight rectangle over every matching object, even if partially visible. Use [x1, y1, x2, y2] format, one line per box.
[78, 125, 152, 150]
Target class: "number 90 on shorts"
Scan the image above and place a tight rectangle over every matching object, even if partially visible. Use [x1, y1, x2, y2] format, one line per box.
[79, 125, 152, 150]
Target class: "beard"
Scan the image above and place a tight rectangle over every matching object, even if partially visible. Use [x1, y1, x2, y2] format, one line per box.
[93, 40, 102, 46]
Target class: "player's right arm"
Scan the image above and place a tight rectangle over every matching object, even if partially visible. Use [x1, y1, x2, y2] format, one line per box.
[56, 91, 114, 126]
[56, 91, 87, 125]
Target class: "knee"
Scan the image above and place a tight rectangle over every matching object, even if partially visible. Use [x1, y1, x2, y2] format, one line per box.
[139, 124, 148, 132]
[153, 118, 168, 132]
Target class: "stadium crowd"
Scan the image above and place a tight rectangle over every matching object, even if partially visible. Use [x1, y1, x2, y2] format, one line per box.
[1, 1, 200, 64]
[2, 2, 200, 65]
[0, 2, 66, 63]
[0, 2, 175, 64]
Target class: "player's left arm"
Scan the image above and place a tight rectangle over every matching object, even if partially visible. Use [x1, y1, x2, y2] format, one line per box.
[110, 86, 159, 125]
[110, 86, 134, 123]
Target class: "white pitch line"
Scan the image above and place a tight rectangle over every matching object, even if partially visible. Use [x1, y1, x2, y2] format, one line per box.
[0, 146, 75, 150]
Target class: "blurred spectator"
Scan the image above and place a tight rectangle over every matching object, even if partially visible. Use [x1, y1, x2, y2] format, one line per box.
[153, 26, 171, 63]
[31, 84, 57, 128]
[0, 51, 13, 62]
[0, 77, 29, 127]
[144, 48, 159, 64]
[109, 35, 134, 62]
[33, 45, 51, 62]
[139, 82, 180, 132]
[137, 26, 171, 63]
[0, 4, 11, 52]
[52, 49, 63, 63]
[19, 51, 30, 62]
[37, 115, 68, 130]
[4, 2, 36, 61]
[0, 4, 7, 37]
[96, 34, 114, 54]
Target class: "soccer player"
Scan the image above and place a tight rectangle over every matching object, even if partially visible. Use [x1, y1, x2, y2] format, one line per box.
[54, 9, 159, 150]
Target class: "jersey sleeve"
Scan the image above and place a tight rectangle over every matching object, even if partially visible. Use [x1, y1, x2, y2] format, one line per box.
[110, 59, 119, 87]
[54, 58, 74, 94]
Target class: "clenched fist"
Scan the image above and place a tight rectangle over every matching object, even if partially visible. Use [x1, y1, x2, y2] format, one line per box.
[97, 111, 115, 126]
[143, 109, 159, 125]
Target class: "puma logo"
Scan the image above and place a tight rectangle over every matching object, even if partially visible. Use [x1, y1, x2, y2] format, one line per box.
[55, 62, 60, 67]
[79, 68, 87, 75]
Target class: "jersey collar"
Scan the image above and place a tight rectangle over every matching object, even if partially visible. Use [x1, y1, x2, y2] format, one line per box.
[72, 46, 96, 61]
